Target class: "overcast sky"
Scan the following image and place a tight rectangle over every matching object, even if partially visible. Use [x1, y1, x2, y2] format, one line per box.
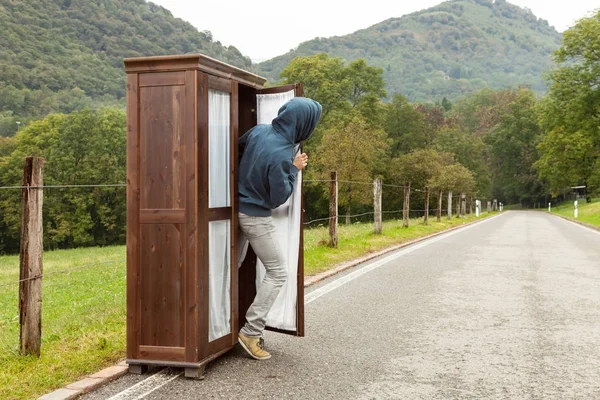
[150, 0, 599, 62]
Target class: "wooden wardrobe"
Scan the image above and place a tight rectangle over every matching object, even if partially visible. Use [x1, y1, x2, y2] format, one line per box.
[124, 54, 305, 378]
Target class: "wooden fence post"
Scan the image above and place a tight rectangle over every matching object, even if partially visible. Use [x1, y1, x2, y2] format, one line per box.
[329, 171, 338, 247]
[437, 189, 442, 222]
[402, 182, 410, 228]
[374, 177, 382, 234]
[424, 186, 429, 225]
[19, 156, 44, 357]
[447, 191, 453, 219]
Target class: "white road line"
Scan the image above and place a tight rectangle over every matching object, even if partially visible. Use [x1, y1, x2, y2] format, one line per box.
[305, 213, 503, 305]
[106, 368, 182, 400]
[105, 213, 503, 399]
[554, 214, 600, 236]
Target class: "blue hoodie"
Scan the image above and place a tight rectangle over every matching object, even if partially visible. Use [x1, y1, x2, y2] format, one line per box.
[238, 97, 322, 217]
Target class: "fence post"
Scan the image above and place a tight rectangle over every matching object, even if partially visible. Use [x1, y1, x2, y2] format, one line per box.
[437, 189, 442, 222]
[487, 201, 491, 213]
[424, 186, 429, 225]
[19, 156, 44, 357]
[402, 182, 410, 228]
[329, 171, 338, 247]
[447, 191, 453, 219]
[461, 193, 466, 217]
[374, 177, 382, 234]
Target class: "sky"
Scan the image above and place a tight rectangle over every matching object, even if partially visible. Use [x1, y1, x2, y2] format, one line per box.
[150, 0, 599, 62]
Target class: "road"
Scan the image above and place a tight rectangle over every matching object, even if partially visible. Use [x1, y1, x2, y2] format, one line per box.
[83, 212, 600, 399]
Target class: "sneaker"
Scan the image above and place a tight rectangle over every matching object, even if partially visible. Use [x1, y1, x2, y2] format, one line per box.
[238, 332, 272, 360]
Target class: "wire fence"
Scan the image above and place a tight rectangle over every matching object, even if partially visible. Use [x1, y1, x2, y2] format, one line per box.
[0, 176, 491, 286]
[0, 184, 126, 190]
[0, 180, 482, 233]
[303, 177, 481, 227]
[0, 259, 125, 288]
[303, 209, 456, 226]
[0, 168, 497, 360]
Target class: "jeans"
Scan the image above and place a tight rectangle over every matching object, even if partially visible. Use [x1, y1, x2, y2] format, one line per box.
[238, 213, 288, 337]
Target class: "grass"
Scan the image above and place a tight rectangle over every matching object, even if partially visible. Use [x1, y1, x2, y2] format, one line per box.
[0, 247, 126, 400]
[550, 199, 600, 228]
[0, 213, 492, 399]
[303, 214, 490, 276]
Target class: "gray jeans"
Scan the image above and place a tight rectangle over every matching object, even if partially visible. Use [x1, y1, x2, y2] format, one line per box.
[238, 213, 288, 337]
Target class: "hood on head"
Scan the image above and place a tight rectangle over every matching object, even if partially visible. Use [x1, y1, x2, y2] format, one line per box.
[272, 97, 322, 144]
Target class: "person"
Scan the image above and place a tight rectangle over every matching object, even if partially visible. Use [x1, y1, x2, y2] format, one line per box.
[237, 97, 322, 360]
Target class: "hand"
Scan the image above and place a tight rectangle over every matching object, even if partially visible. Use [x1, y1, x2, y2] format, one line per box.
[293, 153, 308, 171]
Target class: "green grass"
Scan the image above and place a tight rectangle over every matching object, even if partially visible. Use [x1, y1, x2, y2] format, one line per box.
[304, 214, 490, 276]
[0, 213, 492, 399]
[551, 199, 600, 228]
[0, 247, 126, 400]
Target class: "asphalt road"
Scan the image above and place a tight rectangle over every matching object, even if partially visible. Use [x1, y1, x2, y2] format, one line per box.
[83, 212, 600, 399]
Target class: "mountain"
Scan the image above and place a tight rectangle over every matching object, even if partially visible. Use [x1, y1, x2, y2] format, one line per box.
[0, 0, 253, 135]
[258, 0, 562, 102]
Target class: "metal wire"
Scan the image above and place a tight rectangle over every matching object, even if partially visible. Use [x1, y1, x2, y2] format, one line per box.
[0, 259, 125, 288]
[0, 180, 472, 198]
[382, 183, 411, 189]
[303, 179, 335, 183]
[303, 209, 447, 225]
[0, 184, 126, 190]
[301, 179, 442, 192]
[304, 211, 379, 225]
[337, 180, 378, 186]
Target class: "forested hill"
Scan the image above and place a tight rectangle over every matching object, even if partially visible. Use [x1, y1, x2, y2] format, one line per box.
[258, 0, 562, 102]
[0, 0, 252, 135]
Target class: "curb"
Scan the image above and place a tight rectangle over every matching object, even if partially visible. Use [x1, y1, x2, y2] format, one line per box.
[38, 361, 129, 400]
[546, 211, 600, 232]
[39, 213, 499, 399]
[304, 213, 499, 288]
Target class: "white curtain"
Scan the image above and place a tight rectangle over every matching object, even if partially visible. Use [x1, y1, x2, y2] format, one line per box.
[255, 90, 300, 331]
[257, 90, 295, 124]
[255, 165, 301, 331]
[208, 88, 232, 342]
[208, 220, 231, 342]
[208, 89, 230, 208]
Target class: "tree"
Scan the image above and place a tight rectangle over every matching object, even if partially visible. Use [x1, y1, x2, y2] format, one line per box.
[345, 59, 387, 126]
[390, 149, 457, 223]
[535, 11, 600, 198]
[534, 128, 591, 196]
[451, 88, 520, 137]
[280, 53, 351, 123]
[433, 124, 490, 197]
[441, 97, 453, 112]
[314, 116, 389, 224]
[382, 94, 429, 156]
[485, 89, 544, 204]
[0, 108, 126, 254]
[428, 162, 475, 220]
[280, 54, 387, 129]
[0, 137, 16, 158]
[429, 163, 476, 196]
[391, 149, 455, 190]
